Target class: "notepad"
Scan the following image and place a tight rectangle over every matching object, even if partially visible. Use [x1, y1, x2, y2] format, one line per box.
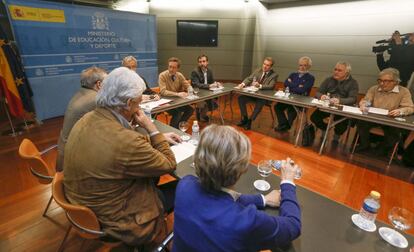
[342, 105, 362, 114]
[171, 142, 196, 163]
[368, 107, 389, 115]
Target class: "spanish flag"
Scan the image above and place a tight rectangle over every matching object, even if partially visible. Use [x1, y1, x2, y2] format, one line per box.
[0, 26, 33, 118]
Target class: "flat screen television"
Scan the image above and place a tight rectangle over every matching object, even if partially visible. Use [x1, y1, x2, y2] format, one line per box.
[177, 20, 218, 47]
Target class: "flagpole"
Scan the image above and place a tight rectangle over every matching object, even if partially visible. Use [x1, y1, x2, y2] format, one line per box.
[1, 97, 16, 137]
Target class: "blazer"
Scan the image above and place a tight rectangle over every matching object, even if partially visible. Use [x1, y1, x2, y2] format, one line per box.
[56, 87, 97, 172]
[243, 68, 278, 90]
[63, 107, 177, 245]
[190, 67, 215, 89]
[173, 175, 301, 252]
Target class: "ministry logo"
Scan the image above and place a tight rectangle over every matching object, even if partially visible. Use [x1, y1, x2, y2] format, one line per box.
[91, 12, 109, 30]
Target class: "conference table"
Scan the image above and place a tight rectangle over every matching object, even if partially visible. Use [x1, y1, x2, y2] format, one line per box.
[317, 105, 414, 154]
[154, 121, 414, 252]
[150, 83, 414, 154]
[231, 84, 315, 147]
[149, 85, 233, 124]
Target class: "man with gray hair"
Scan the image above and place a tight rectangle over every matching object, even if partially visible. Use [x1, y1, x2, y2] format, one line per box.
[355, 68, 414, 153]
[56, 66, 107, 172]
[63, 67, 181, 248]
[311, 61, 359, 141]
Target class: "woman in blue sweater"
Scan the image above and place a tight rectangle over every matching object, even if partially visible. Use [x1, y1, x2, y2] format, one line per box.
[173, 125, 301, 252]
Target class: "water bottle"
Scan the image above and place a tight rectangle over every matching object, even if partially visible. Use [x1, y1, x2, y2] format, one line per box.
[284, 86, 290, 98]
[362, 100, 371, 115]
[359, 191, 381, 223]
[188, 86, 194, 97]
[190, 120, 200, 145]
[272, 160, 282, 171]
[143, 105, 152, 121]
[323, 92, 330, 107]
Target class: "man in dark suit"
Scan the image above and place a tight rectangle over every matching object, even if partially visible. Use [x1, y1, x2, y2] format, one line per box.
[236, 57, 278, 130]
[190, 54, 220, 121]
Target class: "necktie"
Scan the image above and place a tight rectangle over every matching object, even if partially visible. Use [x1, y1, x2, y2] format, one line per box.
[171, 75, 176, 82]
[259, 72, 266, 84]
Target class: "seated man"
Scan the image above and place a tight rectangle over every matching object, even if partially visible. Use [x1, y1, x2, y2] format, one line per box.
[356, 68, 414, 153]
[173, 125, 301, 251]
[159, 57, 194, 128]
[122, 55, 160, 102]
[190, 54, 220, 122]
[237, 57, 278, 130]
[310, 61, 359, 141]
[274, 56, 315, 132]
[63, 67, 181, 249]
[56, 66, 107, 172]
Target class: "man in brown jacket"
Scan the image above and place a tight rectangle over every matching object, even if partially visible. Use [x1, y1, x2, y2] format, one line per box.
[356, 68, 414, 153]
[158, 57, 194, 128]
[63, 67, 181, 249]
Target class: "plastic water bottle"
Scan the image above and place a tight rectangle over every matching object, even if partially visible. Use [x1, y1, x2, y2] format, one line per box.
[143, 105, 152, 121]
[190, 120, 200, 145]
[272, 160, 282, 171]
[359, 191, 381, 223]
[284, 86, 290, 98]
[188, 86, 194, 97]
[323, 92, 331, 107]
[362, 100, 371, 115]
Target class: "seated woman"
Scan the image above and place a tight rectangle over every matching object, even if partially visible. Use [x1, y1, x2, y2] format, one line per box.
[173, 125, 301, 251]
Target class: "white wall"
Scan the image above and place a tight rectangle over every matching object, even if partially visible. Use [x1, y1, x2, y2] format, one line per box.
[114, 0, 414, 91]
[115, 0, 260, 81]
[261, 0, 414, 92]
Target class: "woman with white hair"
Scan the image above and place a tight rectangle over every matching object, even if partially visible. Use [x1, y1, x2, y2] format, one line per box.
[63, 67, 181, 249]
[173, 125, 301, 251]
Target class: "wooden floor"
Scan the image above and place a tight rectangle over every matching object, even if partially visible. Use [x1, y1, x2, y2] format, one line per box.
[1, 94, 414, 251]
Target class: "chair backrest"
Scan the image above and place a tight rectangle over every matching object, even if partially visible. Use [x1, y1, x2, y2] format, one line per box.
[18, 138, 54, 184]
[52, 172, 104, 239]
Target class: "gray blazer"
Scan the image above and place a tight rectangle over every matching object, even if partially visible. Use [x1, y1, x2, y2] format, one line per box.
[243, 68, 278, 90]
[56, 87, 97, 171]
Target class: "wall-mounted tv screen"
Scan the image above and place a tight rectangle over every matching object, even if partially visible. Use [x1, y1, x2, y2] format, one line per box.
[177, 20, 218, 47]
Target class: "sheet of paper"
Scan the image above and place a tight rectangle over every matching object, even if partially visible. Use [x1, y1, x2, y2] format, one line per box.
[342, 105, 363, 114]
[368, 107, 389, 115]
[170, 142, 196, 163]
[311, 98, 324, 105]
[140, 98, 171, 109]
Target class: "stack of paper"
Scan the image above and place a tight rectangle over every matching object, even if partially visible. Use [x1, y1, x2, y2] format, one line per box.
[140, 98, 171, 109]
[342, 105, 362, 114]
[170, 142, 196, 163]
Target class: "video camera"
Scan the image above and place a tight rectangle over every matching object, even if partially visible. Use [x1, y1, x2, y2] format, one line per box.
[372, 31, 410, 53]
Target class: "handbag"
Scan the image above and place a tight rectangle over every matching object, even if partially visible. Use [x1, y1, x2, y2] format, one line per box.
[302, 123, 315, 147]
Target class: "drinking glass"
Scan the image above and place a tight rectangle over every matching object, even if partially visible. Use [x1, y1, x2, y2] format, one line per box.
[178, 121, 190, 141]
[378, 207, 414, 248]
[193, 87, 200, 97]
[254, 160, 272, 191]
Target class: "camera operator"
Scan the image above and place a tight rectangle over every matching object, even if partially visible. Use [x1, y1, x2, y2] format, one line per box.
[376, 31, 414, 86]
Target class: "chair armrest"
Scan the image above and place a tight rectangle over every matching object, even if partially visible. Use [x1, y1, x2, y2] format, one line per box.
[40, 144, 58, 155]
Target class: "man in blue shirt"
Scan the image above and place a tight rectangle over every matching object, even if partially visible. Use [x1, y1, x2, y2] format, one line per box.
[274, 56, 315, 132]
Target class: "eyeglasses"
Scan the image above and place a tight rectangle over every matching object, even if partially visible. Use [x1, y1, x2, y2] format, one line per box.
[377, 79, 394, 85]
[299, 64, 308, 67]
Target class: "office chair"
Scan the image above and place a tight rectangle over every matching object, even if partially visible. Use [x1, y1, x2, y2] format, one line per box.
[18, 138, 57, 216]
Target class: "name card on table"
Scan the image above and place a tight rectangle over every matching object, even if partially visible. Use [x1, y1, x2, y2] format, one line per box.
[342, 105, 363, 114]
[368, 107, 389, 115]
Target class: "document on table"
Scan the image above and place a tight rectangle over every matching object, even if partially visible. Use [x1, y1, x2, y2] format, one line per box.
[368, 107, 389, 115]
[171, 142, 196, 163]
[311, 98, 324, 105]
[342, 105, 362, 114]
[140, 99, 171, 109]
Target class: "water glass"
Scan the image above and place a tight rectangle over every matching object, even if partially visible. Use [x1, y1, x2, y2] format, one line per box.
[178, 121, 190, 141]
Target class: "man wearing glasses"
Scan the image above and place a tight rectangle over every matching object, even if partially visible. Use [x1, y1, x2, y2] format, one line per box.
[310, 61, 359, 142]
[355, 68, 414, 153]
